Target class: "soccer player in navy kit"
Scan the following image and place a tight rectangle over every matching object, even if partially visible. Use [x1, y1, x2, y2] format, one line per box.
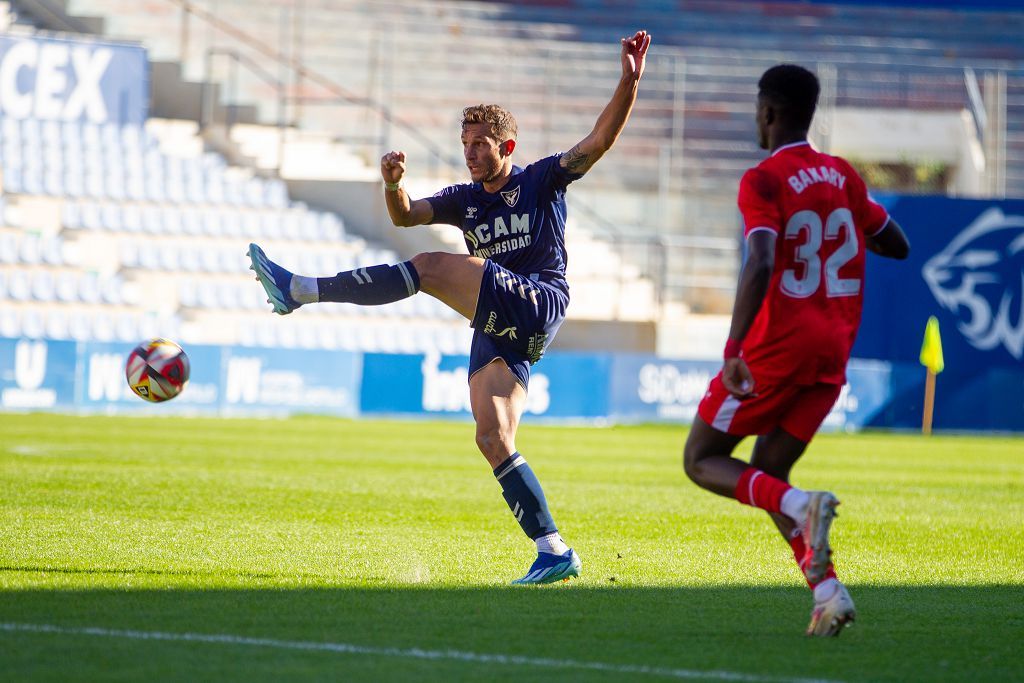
[249, 30, 651, 584]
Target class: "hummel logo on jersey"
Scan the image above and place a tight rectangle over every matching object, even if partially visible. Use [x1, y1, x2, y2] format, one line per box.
[466, 207, 478, 219]
[501, 186, 521, 208]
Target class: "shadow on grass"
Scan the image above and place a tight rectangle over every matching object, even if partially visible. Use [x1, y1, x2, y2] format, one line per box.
[0, 578, 1020, 683]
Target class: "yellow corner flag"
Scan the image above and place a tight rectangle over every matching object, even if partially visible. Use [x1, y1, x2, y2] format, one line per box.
[919, 316, 944, 375]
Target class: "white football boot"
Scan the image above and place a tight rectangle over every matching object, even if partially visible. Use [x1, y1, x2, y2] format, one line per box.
[806, 579, 856, 637]
[801, 491, 839, 584]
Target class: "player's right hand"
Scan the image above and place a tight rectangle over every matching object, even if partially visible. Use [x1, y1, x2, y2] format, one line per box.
[381, 151, 406, 184]
[722, 357, 756, 399]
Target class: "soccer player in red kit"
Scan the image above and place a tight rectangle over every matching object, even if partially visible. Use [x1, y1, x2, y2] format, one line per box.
[683, 64, 910, 636]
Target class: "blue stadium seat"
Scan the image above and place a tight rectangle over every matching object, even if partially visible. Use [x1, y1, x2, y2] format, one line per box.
[22, 309, 45, 339]
[101, 203, 123, 232]
[68, 312, 92, 341]
[92, 312, 115, 341]
[19, 236, 41, 265]
[41, 237, 64, 266]
[178, 280, 198, 308]
[55, 272, 78, 303]
[241, 211, 261, 238]
[31, 271, 54, 301]
[159, 246, 180, 272]
[3, 167, 23, 193]
[78, 273, 101, 304]
[7, 271, 30, 300]
[142, 205, 163, 234]
[162, 206, 183, 235]
[43, 173, 64, 197]
[121, 204, 142, 233]
[45, 310, 69, 340]
[0, 308, 19, 338]
[0, 233, 17, 264]
[115, 313, 139, 342]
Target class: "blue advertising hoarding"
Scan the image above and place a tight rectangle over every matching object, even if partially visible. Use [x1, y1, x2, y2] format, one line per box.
[77, 340, 220, 412]
[217, 346, 360, 416]
[360, 351, 610, 420]
[855, 197, 1024, 430]
[0, 337, 75, 410]
[0, 34, 148, 125]
[0, 333, 985, 431]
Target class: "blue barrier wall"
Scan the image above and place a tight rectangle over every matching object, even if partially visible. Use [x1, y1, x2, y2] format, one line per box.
[0, 338, 899, 431]
[855, 197, 1024, 431]
[0, 34, 148, 125]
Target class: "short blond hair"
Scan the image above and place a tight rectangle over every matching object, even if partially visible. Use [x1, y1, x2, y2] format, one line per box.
[461, 104, 518, 142]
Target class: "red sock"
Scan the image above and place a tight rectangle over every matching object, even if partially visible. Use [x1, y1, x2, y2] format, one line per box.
[734, 466, 791, 514]
[789, 532, 837, 589]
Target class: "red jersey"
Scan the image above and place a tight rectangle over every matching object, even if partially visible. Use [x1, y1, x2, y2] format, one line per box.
[736, 141, 890, 385]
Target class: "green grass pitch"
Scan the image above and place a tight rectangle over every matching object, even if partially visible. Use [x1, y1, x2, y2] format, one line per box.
[1, 413, 1021, 682]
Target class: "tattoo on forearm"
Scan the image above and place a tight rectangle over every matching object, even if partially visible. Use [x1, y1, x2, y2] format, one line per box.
[563, 144, 591, 172]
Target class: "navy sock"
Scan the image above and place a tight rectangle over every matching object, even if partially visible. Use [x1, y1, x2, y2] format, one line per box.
[317, 261, 420, 305]
[493, 452, 558, 540]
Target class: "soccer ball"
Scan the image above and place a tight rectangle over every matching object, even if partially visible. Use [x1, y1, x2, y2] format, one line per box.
[125, 338, 190, 402]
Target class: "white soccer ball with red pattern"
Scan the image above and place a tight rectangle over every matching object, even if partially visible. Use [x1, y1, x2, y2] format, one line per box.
[125, 338, 190, 402]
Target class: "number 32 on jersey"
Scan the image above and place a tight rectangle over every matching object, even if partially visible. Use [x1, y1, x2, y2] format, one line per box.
[780, 208, 860, 298]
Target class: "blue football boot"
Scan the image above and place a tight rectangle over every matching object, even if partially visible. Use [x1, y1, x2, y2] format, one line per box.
[511, 548, 582, 585]
[248, 243, 301, 315]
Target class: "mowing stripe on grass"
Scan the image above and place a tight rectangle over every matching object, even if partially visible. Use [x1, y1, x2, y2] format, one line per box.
[1, 622, 842, 683]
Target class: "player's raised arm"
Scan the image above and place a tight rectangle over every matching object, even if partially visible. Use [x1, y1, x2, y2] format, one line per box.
[559, 30, 651, 176]
[381, 150, 435, 227]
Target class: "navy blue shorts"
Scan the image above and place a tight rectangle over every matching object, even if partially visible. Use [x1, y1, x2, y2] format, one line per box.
[468, 260, 568, 389]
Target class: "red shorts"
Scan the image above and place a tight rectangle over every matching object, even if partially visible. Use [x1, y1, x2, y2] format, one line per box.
[697, 374, 842, 443]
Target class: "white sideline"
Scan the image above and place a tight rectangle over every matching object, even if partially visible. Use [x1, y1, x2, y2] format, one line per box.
[1, 622, 843, 683]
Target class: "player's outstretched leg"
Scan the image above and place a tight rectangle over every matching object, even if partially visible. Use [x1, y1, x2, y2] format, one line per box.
[248, 243, 421, 315]
[806, 578, 856, 637]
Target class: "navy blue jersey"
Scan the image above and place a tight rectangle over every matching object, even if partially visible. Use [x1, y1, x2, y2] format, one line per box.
[426, 154, 582, 295]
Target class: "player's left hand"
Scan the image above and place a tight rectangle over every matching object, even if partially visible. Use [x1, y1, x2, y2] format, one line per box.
[722, 357, 756, 399]
[621, 30, 651, 81]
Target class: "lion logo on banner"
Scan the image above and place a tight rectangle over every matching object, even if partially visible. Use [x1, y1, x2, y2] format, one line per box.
[922, 207, 1024, 359]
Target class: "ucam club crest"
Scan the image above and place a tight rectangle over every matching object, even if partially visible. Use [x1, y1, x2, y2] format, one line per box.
[922, 207, 1024, 359]
[501, 185, 520, 207]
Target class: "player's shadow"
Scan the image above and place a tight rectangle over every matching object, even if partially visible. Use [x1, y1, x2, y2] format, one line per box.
[1, 581, 1020, 682]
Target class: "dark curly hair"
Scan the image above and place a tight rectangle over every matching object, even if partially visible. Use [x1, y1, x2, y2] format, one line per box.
[758, 64, 820, 132]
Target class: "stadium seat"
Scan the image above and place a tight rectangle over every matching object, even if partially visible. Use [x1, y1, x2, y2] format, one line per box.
[7, 271, 29, 301]
[31, 271, 54, 302]
[69, 311, 92, 341]
[0, 308, 20, 338]
[41, 238, 64, 266]
[45, 309, 69, 340]
[80, 202, 102, 231]
[78, 273, 101, 304]
[92, 312, 115, 341]
[55, 272, 78, 303]
[0, 233, 17, 264]
[115, 312, 139, 341]
[20, 309, 44, 339]
[101, 203, 123, 231]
